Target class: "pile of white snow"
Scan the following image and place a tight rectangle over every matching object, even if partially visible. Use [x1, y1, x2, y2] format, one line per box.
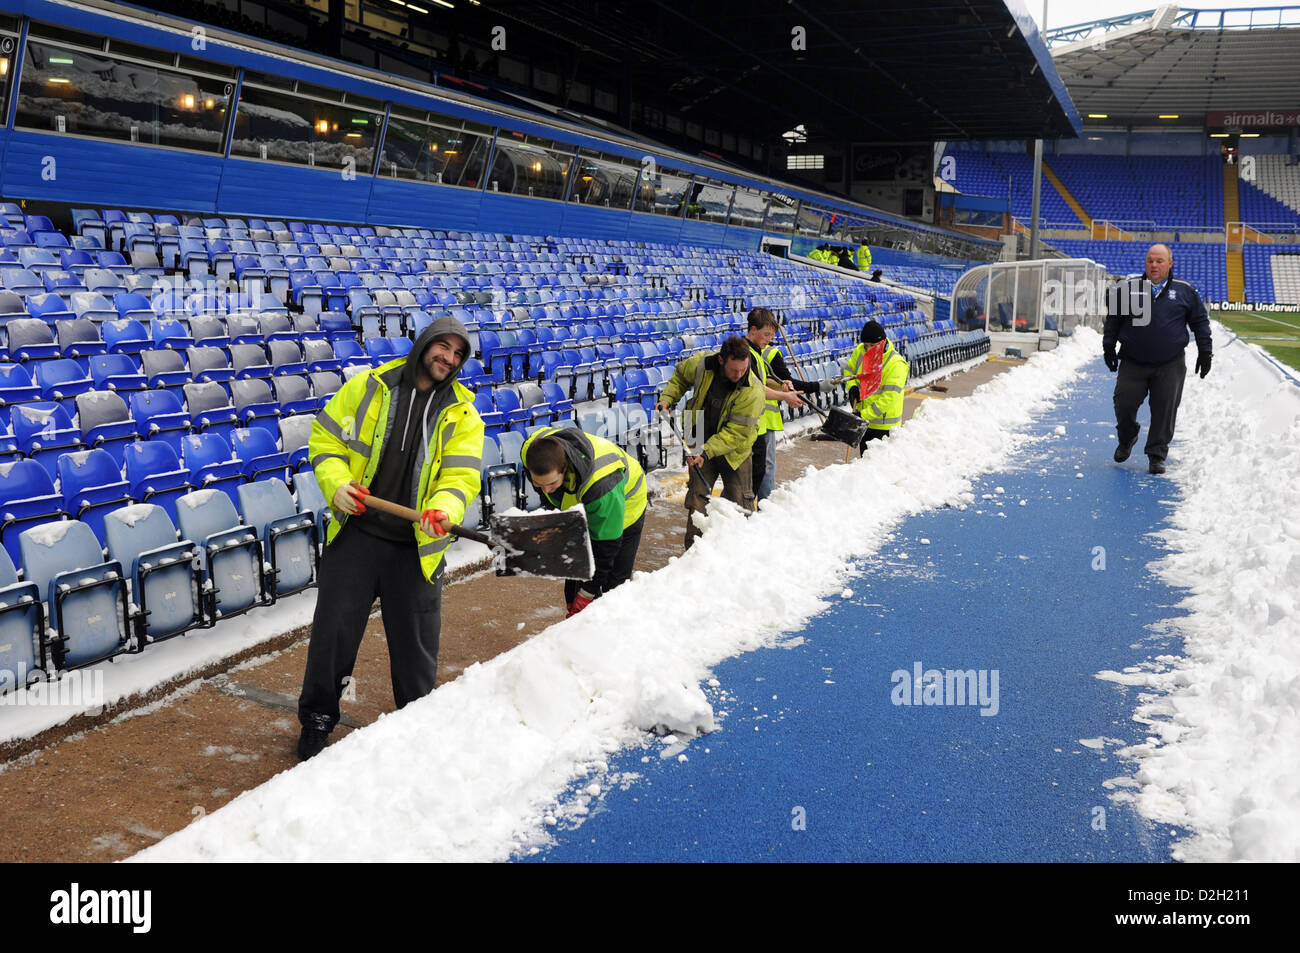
[134, 330, 1101, 862]
[1101, 326, 1300, 862]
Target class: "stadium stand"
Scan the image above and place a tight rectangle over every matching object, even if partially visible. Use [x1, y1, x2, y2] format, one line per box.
[0, 204, 991, 688]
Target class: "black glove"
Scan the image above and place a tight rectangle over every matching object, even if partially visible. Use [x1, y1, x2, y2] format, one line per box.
[1195, 351, 1211, 379]
[1103, 346, 1118, 373]
[846, 385, 859, 406]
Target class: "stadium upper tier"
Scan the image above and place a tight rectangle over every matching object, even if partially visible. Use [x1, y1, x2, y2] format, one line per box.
[944, 148, 1300, 235]
[1048, 240, 1228, 303]
[1243, 246, 1300, 305]
[1239, 155, 1300, 228]
[0, 204, 991, 689]
[943, 151, 1080, 226]
[1048, 155, 1224, 230]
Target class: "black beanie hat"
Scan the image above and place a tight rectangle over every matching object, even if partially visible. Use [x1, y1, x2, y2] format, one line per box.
[860, 320, 886, 344]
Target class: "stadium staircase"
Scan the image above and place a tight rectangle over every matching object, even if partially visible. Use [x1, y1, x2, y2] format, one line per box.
[1224, 162, 1246, 303]
[1041, 162, 1093, 230]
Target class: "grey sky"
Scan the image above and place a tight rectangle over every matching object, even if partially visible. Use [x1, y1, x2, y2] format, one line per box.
[1030, 0, 1288, 32]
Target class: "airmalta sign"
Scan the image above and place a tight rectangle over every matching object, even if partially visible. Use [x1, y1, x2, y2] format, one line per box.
[1208, 110, 1300, 129]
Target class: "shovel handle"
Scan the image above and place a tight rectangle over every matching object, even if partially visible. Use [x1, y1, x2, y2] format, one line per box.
[362, 494, 494, 547]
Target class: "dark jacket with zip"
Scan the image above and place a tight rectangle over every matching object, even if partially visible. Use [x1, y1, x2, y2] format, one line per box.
[1104, 273, 1212, 366]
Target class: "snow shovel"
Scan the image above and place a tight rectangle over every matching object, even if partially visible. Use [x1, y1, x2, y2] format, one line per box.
[362, 495, 594, 580]
[821, 404, 871, 448]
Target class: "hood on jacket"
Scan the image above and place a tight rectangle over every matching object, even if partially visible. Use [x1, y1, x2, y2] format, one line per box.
[406, 314, 473, 389]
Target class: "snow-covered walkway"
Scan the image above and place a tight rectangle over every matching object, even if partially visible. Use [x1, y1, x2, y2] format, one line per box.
[133, 327, 1300, 862]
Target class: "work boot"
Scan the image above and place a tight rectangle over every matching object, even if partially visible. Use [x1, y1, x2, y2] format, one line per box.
[297, 712, 333, 761]
[1114, 437, 1137, 462]
[1148, 457, 1166, 475]
[297, 726, 330, 761]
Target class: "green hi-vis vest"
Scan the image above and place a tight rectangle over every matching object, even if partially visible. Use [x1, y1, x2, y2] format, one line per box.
[749, 342, 785, 433]
[519, 427, 647, 540]
[309, 358, 485, 582]
[842, 341, 909, 431]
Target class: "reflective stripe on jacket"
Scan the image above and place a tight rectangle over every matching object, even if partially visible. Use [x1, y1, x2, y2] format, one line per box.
[756, 343, 785, 432]
[309, 357, 484, 581]
[843, 341, 909, 431]
[660, 352, 764, 469]
[520, 426, 647, 538]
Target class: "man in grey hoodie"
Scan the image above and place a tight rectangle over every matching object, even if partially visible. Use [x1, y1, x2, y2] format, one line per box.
[297, 316, 485, 760]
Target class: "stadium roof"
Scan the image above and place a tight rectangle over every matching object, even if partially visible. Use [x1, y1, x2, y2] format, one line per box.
[1047, 4, 1300, 126]
[405, 0, 1083, 144]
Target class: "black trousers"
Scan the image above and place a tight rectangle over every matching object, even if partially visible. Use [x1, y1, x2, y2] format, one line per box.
[858, 427, 890, 455]
[1114, 353, 1187, 462]
[298, 524, 443, 731]
[564, 512, 645, 603]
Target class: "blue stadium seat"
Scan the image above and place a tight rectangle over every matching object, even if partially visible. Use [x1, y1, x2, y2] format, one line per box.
[11, 402, 83, 479]
[103, 503, 202, 644]
[0, 363, 41, 405]
[0, 458, 66, 564]
[236, 478, 316, 600]
[58, 448, 132, 545]
[89, 353, 146, 393]
[0, 544, 44, 691]
[180, 432, 243, 510]
[19, 520, 131, 672]
[183, 382, 239, 443]
[230, 378, 282, 442]
[76, 391, 137, 467]
[480, 437, 516, 519]
[231, 427, 290, 483]
[124, 441, 193, 525]
[175, 489, 265, 620]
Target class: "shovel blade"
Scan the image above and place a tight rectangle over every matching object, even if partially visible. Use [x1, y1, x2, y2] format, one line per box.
[820, 406, 870, 448]
[488, 509, 594, 580]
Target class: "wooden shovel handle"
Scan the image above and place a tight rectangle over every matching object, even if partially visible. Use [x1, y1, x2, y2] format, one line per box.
[362, 494, 494, 548]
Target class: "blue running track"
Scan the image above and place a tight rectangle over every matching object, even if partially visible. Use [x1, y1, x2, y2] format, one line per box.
[526, 359, 1186, 862]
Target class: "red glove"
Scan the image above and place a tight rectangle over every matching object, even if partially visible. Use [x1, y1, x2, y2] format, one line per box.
[566, 590, 595, 617]
[421, 509, 449, 536]
[334, 482, 369, 515]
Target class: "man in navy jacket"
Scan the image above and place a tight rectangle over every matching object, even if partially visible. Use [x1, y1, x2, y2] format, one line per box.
[1103, 244, 1213, 474]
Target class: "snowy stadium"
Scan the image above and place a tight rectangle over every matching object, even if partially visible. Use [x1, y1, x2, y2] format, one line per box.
[0, 0, 1296, 894]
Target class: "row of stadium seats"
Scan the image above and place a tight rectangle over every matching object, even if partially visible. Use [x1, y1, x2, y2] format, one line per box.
[0, 481, 317, 683]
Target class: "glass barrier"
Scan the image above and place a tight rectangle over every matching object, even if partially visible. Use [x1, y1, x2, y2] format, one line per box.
[377, 111, 492, 188]
[569, 151, 640, 208]
[486, 132, 575, 199]
[231, 83, 380, 170]
[15, 39, 230, 152]
[632, 163, 693, 217]
[685, 177, 733, 224]
[728, 186, 768, 228]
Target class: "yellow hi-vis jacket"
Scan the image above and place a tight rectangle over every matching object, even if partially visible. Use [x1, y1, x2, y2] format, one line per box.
[753, 342, 785, 433]
[309, 358, 484, 581]
[857, 244, 873, 271]
[660, 352, 764, 469]
[843, 341, 909, 431]
[520, 426, 647, 538]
